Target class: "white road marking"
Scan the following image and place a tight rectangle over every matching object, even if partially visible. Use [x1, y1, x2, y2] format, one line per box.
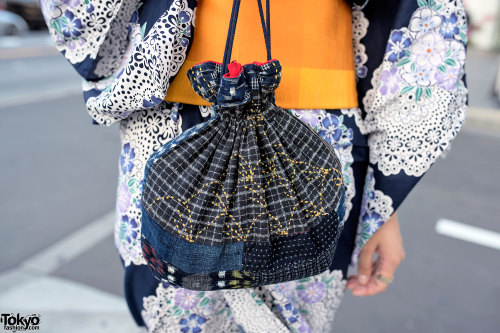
[20, 211, 115, 275]
[435, 218, 500, 250]
[0, 276, 139, 333]
[0, 211, 136, 332]
[0, 275, 128, 313]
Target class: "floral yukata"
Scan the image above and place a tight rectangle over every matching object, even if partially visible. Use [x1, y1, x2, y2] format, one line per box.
[41, 0, 468, 331]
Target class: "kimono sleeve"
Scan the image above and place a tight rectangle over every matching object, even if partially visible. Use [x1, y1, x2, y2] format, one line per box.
[40, 0, 139, 80]
[41, 0, 196, 126]
[350, 0, 468, 264]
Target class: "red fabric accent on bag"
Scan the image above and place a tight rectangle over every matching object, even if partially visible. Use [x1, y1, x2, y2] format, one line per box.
[223, 61, 243, 78]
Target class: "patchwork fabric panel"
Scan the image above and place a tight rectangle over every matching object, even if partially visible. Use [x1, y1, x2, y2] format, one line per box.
[141, 60, 346, 290]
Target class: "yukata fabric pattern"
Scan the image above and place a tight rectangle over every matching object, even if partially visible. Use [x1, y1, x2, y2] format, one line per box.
[41, 0, 468, 332]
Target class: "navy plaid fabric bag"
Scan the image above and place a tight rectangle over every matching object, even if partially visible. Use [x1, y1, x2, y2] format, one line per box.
[141, 0, 346, 291]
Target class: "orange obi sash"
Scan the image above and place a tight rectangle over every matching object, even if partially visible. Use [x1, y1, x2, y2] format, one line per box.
[165, 0, 358, 109]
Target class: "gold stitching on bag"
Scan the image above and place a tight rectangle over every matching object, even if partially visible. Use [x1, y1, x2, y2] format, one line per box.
[146, 112, 343, 243]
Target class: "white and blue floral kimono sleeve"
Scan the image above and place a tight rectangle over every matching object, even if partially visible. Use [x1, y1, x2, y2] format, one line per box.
[41, 0, 196, 126]
[349, 0, 468, 264]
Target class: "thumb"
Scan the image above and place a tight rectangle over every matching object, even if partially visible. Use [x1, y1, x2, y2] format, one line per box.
[356, 245, 375, 285]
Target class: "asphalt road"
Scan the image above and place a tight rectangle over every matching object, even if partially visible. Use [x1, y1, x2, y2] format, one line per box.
[0, 36, 499, 333]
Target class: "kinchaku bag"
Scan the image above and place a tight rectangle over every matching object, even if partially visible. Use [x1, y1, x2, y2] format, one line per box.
[141, 0, 346, 291]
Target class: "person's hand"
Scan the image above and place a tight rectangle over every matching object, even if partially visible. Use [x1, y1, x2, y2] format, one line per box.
[346, 212, 405, 296]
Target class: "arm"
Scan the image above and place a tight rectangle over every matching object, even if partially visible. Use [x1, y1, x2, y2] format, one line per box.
[347, 212, 405, 296]
[41, 0, 197, 126]
[346, 0, 468, 295]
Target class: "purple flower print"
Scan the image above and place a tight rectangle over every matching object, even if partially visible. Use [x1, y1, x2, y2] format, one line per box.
[276, 303, 299, 323]
[355, 55, 368, 78]
[85, 3, 94, 13]
[435, 67, 460, 90]
[135, 180, 144, 209]
[385, 30, 411, 63]
[178, 10, 191, 23]
[297, 316, 312, 333]
[120, 215, 138, 243]
[142, 95, 164, 108]
[361, 211, 384, 235]
[274, 282, 293, 297]
[440, 14, 459, 39]
[295, 109, 322, 129]
[409, 8, 443, 35]
[67, 36, 86, 50]
[339, 127, 354, 150]
[176, 10, 192, 47]
[357, 65, 368, 79]
[61, 0, 80, 8]
[117, 181, 131, 213]
[178, 35, 190, 48]
[379, 67, 401, 95]
[410, 32, 446, 68]
[174, 289, 199, 310]
[130, 10, 138, 24]
[61, 10, 83, 38]
[318, 115, 342, 145]
[120, 143, 135, 174]
[179, 313, 206, 333]
[401, 65, 435, 87]
[298, 281, 326, 304]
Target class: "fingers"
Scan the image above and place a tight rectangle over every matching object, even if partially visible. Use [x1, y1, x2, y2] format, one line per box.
[346, 212, 405, 296]
[345, 244, 375, 291]
[349, 251, 402, 296]
[356, 244, 375, 284]
[348, 259, 386, 296]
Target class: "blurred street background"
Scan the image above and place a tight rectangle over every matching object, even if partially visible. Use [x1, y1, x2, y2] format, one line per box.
[0, 0, 499, 332]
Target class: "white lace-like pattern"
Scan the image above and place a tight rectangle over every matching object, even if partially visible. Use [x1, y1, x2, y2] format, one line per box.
[361, 1, 468, 177]
[93, 0, 139, 77]
[351, 166, 394, 264]
[287, 109, 356, 222]
[270, 269, 346, 333]
[115, 104, 184, 266]
[41, 0, 134, 64]
[83, 20, 143, 93]
[141, 283, 240, 333]
[141, 269, 347, 333]
[352, 8, 369, 79]
[86, 0, 194, 126]
[338, 1, 468, 266]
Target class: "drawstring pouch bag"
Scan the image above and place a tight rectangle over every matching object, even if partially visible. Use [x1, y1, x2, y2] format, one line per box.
[141, 0, 346, 291]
